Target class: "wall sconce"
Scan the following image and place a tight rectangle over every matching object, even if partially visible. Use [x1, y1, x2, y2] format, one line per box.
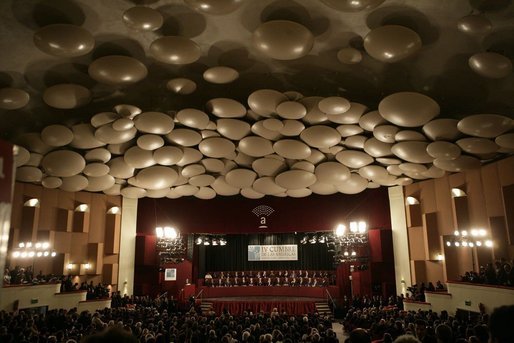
[451, 188, 467, 197]
[67, 263, 75, 270]
[406, 196, 419, 205]
[84, 263, 91, 270]
[75, 204, 89, 212]
[436, 254, 444, 261]
[107, 206, 120, 214]
[23, 198, 40, 207]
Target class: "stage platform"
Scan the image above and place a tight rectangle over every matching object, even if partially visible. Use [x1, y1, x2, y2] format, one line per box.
[200, 295, 328, 315]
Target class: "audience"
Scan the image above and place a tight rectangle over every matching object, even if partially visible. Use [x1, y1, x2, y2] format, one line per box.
[460, 259, 514, 287]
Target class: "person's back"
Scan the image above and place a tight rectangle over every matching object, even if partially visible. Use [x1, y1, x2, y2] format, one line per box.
[348, 328, 371, 343]
[489, 305, 514, 343]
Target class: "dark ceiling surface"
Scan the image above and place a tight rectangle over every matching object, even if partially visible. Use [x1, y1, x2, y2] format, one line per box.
[0, 0, 513, 199]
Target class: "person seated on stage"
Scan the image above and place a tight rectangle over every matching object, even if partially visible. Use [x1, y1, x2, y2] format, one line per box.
[241, 277, 247, 286]
[235, 271, 238, 277]
[256, 271, 261, 278]
[262, 271, 267, 278]
[225, 276, 231, 287]
[284, 270, 288, 277]
[305, 270, 309, 278]
[205, 272, 213, 286]
[241, 271, 245, 277]
[233, 276, 239, 286]
[218, 278, 223, 287]
[270, 270, 275, 277]
[267, 277, 272, 286]
[282, 276, 289, 286]
[307, 277, 313, 286]
[248, 277, 254, 286]
[278, 271, 282, 277]
[311, 278, 318, 287]
[290, 277, 296, 286]
[220, 271, 225, 279]
[298, 276, 303, 286]
[291, 270, 296, 278]
[257, 276, 263, 286]
[298, 270, 303, 277]
[321, 277, 329, 287]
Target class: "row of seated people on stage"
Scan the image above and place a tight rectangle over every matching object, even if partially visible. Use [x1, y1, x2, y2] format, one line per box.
[204, 270, 337, 287]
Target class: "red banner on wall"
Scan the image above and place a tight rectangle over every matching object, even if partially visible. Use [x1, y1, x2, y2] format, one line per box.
[0, 140, 14, 286]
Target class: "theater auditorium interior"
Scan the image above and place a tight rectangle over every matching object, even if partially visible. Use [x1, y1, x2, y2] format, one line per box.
[0, 0, 514, 342]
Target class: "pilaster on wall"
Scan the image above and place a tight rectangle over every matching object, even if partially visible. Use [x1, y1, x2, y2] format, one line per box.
[118, 197, 137, 296]
[388, 186, 412, 296]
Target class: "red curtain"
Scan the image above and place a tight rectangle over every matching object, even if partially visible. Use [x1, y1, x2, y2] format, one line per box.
[210, 300, 317, 315]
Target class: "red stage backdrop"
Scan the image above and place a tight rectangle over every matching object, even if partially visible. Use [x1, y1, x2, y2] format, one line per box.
[135, 188, 393, 298]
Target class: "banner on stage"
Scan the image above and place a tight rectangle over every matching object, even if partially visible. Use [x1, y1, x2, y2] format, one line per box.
[248, 245, 298, 261]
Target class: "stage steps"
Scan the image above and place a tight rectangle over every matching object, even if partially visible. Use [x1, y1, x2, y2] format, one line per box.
[200, 301, 213, 314]
[315, 302, 332, 317]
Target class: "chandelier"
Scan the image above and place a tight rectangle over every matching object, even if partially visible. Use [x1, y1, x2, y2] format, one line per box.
[445, 229, 493, 248]
[332, 221, 368, 264]
[155, 226, 186, 264]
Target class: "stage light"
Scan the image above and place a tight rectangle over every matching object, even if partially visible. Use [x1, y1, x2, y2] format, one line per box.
[203, 238, 211, 245]
[43, 251, 49, 256]
[164, 226, 177, 239]
[349, 221, 358, 233]
[343, 251, 349, 256]
[21, 251, 27, 258]
[351, 251, 357, 256]
[476, 241, 482, 247]
[26, 242, 32, 248]
[156, 227, 164, 238]
[36, 251, 42, 257]
[35, 242, 41, 249]
[42, 242, 50, 249]
[485, 240, 493, 247]
[336, 224, 346, 237]
[309, 235, 317, 244]
[212, 239, 218, 246]
[454, 230, 460, 236]
[446, 241, 451, 246]
[219, 238, 227, 246]
[12, 251, 20, 258]
[196, 237, 203, 245]
[51, 252, 57, 257]
[479, 229, 486, 236]
[454, 242, 460, 247]
[18, 242, 24, 248]
[358, 221, 367, 233]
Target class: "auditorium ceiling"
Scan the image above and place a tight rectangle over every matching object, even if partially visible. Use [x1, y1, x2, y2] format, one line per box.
[1, 0, 513, 199]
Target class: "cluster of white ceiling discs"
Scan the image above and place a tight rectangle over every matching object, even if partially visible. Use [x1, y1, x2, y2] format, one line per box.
[2, 0, 513, 199]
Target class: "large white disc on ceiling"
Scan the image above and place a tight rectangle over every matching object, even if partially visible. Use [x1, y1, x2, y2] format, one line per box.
[33, 24, 94, 57]
[457, 114, 512, 138]
[201, 158, 224, 173]
[211, 176, 240, 196]
[114, 104, 141, 118]
[378, 92, 440, 127]
[241, 188, 265, 199]
[42, 150, 85, 177]
[252, 20, 314, 60]
[203, 66, 239, 84]
[253, 177, 287, 195]
[273, 140, 311, 160]
[456, 138, 499, 155]
[336, 150, 374, 169]
[359, 111, 386, 131]
[199, 137, 236, 158]
[103, 184, 122, 196]
[495, 133, 514, 149]
[16, 166, 43, 182]
[279, 120, 304, 137]
[433, 156, 481, 172]
[85, 175, 115, 192]
[166, 78, 197, 94]
[149, 36, 201, 64]
[363, 138, 392, 157]
[166, 189, 182, 199]
[300, 97, 328, 124]
[387, 165, 403, 176]
[315, 162, 350, 184]
[60, 175, 89, 192]
[300, 125, 341, 149]
[373, 125, 399, 143]
[395, 130, 427, 142]
[335, 173, 368, 194]
[422, 165, 446, 178]
[137, 134, 164, 151]
[234, 152, 255, 168]
[89, 55, 147, 85]
[320, 0, 385, 12]
[145, 188, 171, 198]
[195, 187, 216, 200]
[457, 15, 492, 35]
[364, 25, 422, 63]
[275, 170, 316, 190]
[181, 164, 205, 178]
[91, 112, 119, 128]
[337, 47, 363, 64]
[134, 112, 174, 134]
[122, 6, 164, 31]
[344, 135, 367, 149]
[177, 148, 203, 166]
[252, 157, 286, 177]
[0, 88, 29, 110]
[70, 124, 106, 150]
[216, 119, 251, 140]
[225, 168, 257, 188]
[189, 174, 215, 187]
[166, 128, 202, 147]
[124, 146, 156, 168]
[305, 149, 326, 165]
[399, 163, 427, 173]
[358, 165, 388, 181]
[238, 136, 274, 157]
[328, 102, 368, 125]
[391, 141, 433, 163]
[248, 89, 288, 117]
[337, 125, 364, 137]
[202, 130, 220, 139]
[176, 108, 210, 129]
[14, 145, 30, 167]
[83, 163, 110, 177]
[318, 97, 351, 115]
[41, 125, 74, 147]
[309, 181, 338, 195]
[108, 157, 135, 179]
[112, 118, 134, 131]
[42, 176, 62, 189]
[422, 119, 460, 141]
[135, 166, 178, 190]
[175, 185, 199, 196]
[251, 121, 282, 141]
[291, 161, 315, 173]
[469, 52, 513, 79]
[95, 125, 137, 145]
[26, 153, 42, 167]
[153, 146, 183, 166]
[207, 98, 246, 118]
[426, 141, 461, 160]
[43, 84, 91, 109]
[276, 101, 307, 119]
[287, 188, 312, 198]
[121, 186, 147, 199]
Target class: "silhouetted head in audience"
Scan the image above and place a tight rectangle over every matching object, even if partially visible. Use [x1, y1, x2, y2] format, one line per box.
[393, 334, 421, 343]
[348, 328, 371, 343]
[435, 323, 452, 343]
[81, 328, 138, 343]
[414, 319, 427, 340]
[472, 324, 489, 343]
[489, 305, 514, 343]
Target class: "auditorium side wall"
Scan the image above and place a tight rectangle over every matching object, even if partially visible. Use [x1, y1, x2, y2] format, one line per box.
[7, 183, 122, 291]
[403, 156, 514, 285]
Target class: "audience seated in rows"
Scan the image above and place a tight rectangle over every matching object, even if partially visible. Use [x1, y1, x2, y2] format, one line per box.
[460, 259, 514, 287]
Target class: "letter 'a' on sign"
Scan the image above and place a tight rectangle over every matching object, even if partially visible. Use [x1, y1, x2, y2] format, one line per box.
[252, 205, 274, 229]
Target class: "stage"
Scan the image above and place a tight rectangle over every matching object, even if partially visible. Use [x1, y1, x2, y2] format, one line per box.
[198, 285, 339, 299]
[200, 296, 326, 315]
